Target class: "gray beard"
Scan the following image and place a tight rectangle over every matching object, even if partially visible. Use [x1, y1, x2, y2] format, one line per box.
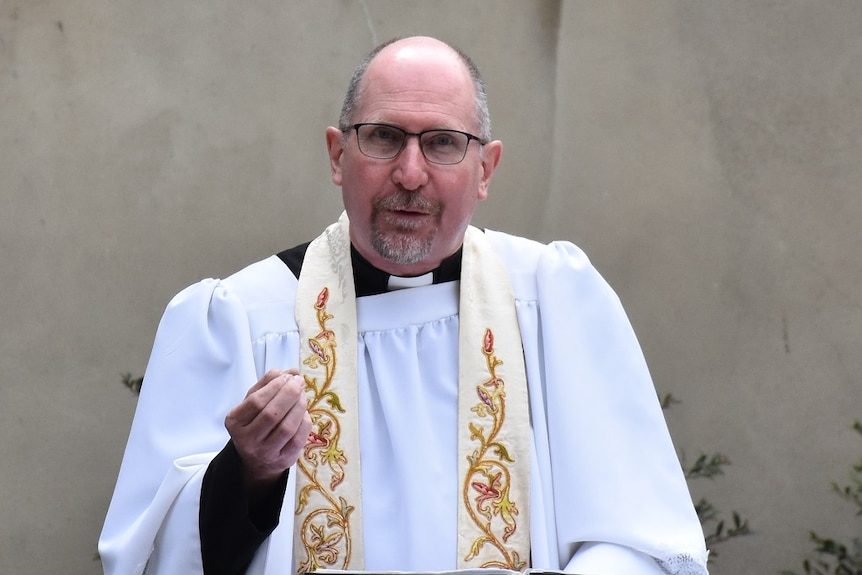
[370, 191, 440, 264]
[371, 229, 434, 264]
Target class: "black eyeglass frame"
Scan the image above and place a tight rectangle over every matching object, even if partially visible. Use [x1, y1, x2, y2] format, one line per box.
[344, 122, 488, 165]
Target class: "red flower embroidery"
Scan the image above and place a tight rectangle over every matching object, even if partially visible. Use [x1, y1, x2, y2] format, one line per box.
[483, 328, 495, 354]
[305, 421, 331, 458]
[315, 330, 334, 341]
[315, 287, 329, 309]
[472, 480, 500, 500]
[484, 377, 503, 388]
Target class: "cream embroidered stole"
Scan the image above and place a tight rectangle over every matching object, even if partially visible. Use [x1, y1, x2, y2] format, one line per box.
[294, 213, 530, 573]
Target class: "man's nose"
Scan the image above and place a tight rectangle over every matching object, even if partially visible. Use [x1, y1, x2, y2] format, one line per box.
[392, 137, 429, 190]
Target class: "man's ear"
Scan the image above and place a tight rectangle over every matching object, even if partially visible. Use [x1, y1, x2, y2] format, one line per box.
[325, 127, 345, 186]
[477, 140, 503, 200]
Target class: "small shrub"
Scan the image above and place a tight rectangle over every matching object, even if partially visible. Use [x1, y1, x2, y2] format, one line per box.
[661, 393, 752, 558]
[780, 421, 862, 575]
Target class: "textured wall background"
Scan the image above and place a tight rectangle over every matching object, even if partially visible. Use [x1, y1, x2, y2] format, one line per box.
[1, 2, 860, 573]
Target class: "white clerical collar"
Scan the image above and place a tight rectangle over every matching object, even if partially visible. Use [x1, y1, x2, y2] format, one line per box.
[387, 272, 434, 291]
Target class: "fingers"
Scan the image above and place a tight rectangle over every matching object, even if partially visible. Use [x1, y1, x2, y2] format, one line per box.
[250, 375, 308, 442]
[278, 405, 314, 462]
[225, 370, 312, 484]
[243, 368, 296, 398]
[229, 369, 300, 427]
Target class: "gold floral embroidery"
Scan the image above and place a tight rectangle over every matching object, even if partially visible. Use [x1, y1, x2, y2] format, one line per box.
[295, 287, 355, 573]
[463, 328, 526, 570]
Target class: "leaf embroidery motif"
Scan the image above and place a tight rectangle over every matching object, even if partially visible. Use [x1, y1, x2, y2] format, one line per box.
[295, 287, 354, 574]
[462, 328, 525, 570]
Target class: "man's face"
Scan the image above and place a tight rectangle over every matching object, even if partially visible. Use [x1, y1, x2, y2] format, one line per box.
[326, 39, 502, 276]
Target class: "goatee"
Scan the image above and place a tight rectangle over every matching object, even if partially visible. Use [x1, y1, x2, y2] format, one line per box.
[370, 191, 441, 265]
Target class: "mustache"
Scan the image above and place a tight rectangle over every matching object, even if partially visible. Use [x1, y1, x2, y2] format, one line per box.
[375, 191, 441, 215]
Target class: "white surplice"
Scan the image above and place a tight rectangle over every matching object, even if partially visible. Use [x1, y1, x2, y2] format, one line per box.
[99, 230, 709, 575]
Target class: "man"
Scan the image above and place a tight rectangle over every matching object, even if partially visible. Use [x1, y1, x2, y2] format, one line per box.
[99, 36, 709, 575]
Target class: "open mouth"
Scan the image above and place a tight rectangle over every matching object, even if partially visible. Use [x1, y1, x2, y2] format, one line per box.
[392, 208, 429, 217]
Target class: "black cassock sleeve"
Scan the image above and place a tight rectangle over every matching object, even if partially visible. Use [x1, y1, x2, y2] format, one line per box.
[200, 441, 289, 575]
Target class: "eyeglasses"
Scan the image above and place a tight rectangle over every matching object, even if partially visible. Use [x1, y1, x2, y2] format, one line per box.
[345, 123, 486, 165]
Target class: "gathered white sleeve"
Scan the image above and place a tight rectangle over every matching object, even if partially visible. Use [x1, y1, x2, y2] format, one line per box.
[487, 230, 709, 575]
[539, 241, 708, 574]
[98, 279, 263, 575]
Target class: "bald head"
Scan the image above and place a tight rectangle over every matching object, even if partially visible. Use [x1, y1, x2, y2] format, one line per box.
[338, 37, 492, 141]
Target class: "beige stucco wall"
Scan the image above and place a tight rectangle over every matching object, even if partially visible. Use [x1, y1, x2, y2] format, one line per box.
[1, 2, 859, 573]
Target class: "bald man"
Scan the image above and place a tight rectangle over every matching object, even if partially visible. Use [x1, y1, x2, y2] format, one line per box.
[100, 37, 709, 575]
